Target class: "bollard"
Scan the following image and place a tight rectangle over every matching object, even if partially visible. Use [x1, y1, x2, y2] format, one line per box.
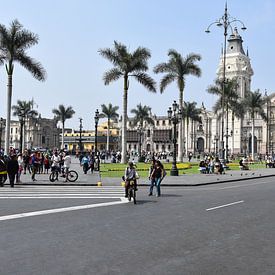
[97, 181, 102, 187]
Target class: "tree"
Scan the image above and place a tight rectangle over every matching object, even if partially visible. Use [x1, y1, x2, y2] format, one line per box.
[154, 50, 201, 162]
[52, 105, 75, 149]
[12, 100, 38, 153]
[130, 103, 154, 127]
[182, 102, 201, 155]
[241, 90, 267, 160]
[130, 103, 154, 161]
[99, 41, 156, 163]
[207, 78, 239, 158]
[0, 19, 46, 154]
[100, 103, 119, 152]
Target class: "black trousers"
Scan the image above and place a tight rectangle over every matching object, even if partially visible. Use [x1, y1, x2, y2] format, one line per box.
[8, 173, 16, 187]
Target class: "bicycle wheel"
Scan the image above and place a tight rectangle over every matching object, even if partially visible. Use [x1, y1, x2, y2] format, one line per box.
[128, 188, 132, 202]
[67, 170, 78, 182]
[133, 189, 136, 204]
[49, 172, 57, 182]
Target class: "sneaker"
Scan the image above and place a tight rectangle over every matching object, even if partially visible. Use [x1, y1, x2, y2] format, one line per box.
[148, 193, 152, 196]
[125, 194, 128, 198]
[156, 194, 160, 197]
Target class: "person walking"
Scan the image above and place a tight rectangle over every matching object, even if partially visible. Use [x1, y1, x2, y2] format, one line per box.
[31, 151, 40, 181]
[16, 153, 24, 183]
[148, 158, 156, 196]
[0, 155, 8, 187]
[150, 160, 165, 197]
[7, 154, 19, 187]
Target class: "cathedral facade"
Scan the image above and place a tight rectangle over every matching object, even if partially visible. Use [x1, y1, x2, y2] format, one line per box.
[126, 28, 275, 158]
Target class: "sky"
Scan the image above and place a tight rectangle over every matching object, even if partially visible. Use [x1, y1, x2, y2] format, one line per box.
[0, 0, 275, 130]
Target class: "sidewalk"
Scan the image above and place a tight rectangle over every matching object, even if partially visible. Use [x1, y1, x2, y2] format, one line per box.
[15, 162, 275, 187]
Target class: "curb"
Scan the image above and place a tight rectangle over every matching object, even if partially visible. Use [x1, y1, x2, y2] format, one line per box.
[10, 173, 275, 187]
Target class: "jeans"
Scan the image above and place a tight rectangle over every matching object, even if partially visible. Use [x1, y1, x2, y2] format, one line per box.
[149, 177, 162, 196]
[155, 177, 162, 196]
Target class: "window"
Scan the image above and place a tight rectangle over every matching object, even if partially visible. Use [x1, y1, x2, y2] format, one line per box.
[10, 128, 13, 134]
[147, 129, 150, 137]
[162, 120, 165, 126]
[15, 128, 18, 134]
[134, 144, 136, 150]
[168, 145, 171, 150]
[156, 121, 159, 126]
[156, 144, 159, 150]
[128, 145, 131, 150]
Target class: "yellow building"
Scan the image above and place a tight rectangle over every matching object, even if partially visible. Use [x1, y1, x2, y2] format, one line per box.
[63, 122, 120, 152]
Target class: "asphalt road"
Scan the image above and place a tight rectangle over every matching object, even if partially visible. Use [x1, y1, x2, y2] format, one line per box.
[0, 177, 274, 274]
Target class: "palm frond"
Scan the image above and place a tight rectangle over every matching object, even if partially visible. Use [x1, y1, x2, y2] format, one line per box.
[159, 73, 176, 93]
[16, 52, 46, 81]
[103, 68, 122, 85]
[132, 72, 157, 92]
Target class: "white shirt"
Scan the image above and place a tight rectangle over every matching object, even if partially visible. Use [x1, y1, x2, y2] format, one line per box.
[63, 155, 71, 168]
[51, 155, 60, 167]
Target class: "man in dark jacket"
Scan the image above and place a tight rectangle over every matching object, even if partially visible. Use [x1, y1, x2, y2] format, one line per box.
[7, 155, 19, 187]
[0, 155, 8, 187]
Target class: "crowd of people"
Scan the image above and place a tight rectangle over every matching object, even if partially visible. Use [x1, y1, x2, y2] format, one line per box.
[0, 148, 73, 187]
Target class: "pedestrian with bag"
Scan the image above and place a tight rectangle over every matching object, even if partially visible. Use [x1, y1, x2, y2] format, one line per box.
[149, 160, 165, 197]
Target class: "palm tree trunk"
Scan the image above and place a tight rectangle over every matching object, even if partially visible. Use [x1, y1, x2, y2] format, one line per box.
[61, 122, 65, 149]
[186, 119, 189, 156]
[251, 116, 255, 160]
[225, 104, 229, 160]
[107, 118, 110, 152]
[5, 72, 13, 155]
[19, 119, 24, 154]
[231, 113, 235, 156]
[121, 76, 128, 164]
[178, 89, 183, 162]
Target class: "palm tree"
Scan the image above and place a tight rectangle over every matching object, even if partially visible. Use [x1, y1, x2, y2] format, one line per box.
[154, 50, 201, 162]
[241, 90, 267, 160]
[130, 103, 154, 127]
[207, 78, 239, 159]
[130, 103, 154, 161]
[182, 102, 201, 155]
[52, 105, 75, 149]
[12, 100, 38, 153]
[0, 19, 46, 154]
[100, 103, 119, 153]
[99, 41, 156, 163]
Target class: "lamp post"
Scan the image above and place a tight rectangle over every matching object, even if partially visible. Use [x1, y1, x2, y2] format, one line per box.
[79, 118, 83, 153]
[214, 135, 219, 156]
[205, 3, 247, 162]
[137, 124, 143, 162]
[167, 101, 182, 176]
[94, 109, 100, 171]
[0, 118, 3, 152]
[18, 115, 24, 154]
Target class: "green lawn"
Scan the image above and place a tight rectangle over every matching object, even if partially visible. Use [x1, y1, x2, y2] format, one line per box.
[99, 161, 266, 178]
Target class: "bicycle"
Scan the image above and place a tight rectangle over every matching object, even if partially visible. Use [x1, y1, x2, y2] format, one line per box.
[127, 179, 137, 204]
[49, 167, 78, 182]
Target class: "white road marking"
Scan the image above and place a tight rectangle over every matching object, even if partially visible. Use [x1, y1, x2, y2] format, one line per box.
[0, 198, 129, 222]
[0, 186, 125, 199]
[206, 200, 244, 211]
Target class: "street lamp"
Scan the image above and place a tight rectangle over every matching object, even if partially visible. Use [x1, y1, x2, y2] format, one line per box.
[0, 118, 3, 152]
[18, 114, 24, 154]
[137, 124, 143, 162]
[79, 118, 83, 153]
[167, 100, 182, 176]
[206, 3, 247, 162]
[214, 135, 219, 156]
[94, 109, 100, 171]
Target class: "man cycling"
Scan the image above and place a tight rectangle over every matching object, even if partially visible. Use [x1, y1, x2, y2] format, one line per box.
[124, 161, 139, 198]
[51, 151, 61, 180]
